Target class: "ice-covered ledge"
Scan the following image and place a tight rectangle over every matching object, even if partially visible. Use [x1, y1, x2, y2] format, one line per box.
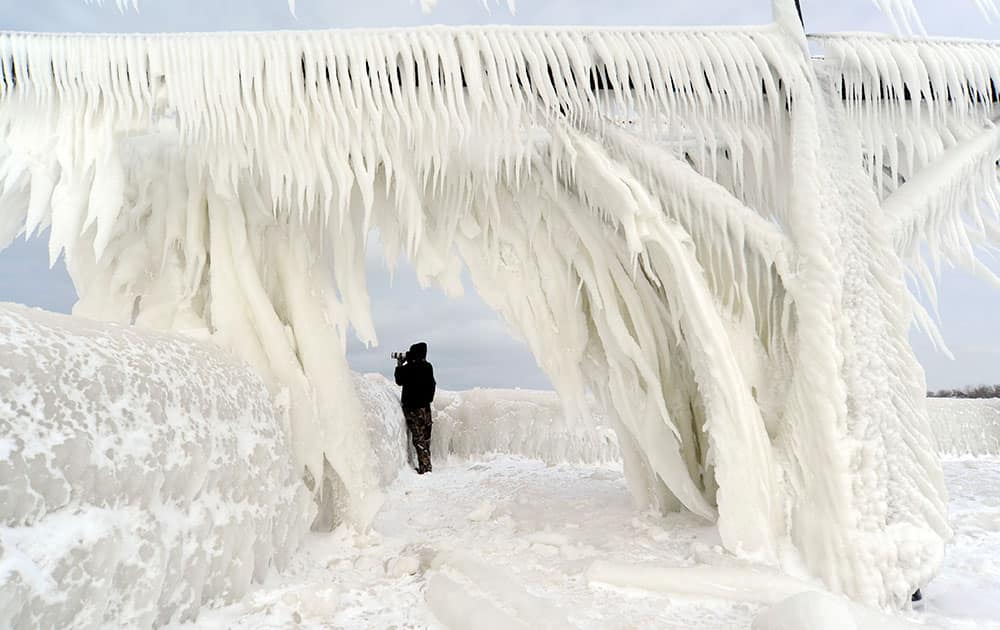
[0, 303, 313, 628]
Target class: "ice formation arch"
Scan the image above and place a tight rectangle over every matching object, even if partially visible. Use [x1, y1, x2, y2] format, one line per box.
[2, 0, 1000, 609]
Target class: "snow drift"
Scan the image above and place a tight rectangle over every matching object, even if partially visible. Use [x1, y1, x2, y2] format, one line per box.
[0, 303, 313, 628]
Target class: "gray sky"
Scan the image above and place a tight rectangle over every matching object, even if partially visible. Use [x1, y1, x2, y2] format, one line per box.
[1, 1, 998, 390]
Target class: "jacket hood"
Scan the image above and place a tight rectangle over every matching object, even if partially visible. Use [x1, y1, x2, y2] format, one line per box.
[409, 342, 428, 361]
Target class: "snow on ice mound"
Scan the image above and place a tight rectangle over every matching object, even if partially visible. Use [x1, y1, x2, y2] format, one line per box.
[432, 387, 620, 465]
[0, 304, 313, 629]
[927, 398, 1000, 457]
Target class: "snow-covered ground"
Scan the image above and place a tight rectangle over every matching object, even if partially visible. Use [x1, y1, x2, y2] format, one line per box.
[170, 454, 1000, 630]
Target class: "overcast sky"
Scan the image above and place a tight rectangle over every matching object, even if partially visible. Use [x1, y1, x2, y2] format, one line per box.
[1, 1, 998, 390]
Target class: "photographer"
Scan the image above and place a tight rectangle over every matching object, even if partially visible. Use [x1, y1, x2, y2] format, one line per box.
[393, 342, 436, 474]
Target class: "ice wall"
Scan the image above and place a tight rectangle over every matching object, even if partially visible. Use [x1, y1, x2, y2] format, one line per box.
[0, 303, 313, 628]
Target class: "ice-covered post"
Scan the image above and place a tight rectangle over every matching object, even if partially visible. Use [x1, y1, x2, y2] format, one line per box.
[772, 0, 807, 44]
[761, 0, 951, 607]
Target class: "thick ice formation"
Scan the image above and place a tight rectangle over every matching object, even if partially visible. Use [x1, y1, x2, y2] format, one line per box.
[0, 303, 313, 628]
[2, 2, 999, 608]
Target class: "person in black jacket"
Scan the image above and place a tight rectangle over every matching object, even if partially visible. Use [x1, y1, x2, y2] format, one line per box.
[394, 342, 436, 474]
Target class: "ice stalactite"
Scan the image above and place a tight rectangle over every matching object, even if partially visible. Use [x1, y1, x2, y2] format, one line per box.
[2, 21, 999, 609]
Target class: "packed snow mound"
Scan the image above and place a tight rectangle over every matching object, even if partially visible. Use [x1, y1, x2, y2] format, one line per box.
[927, 398, 1000, 457]
[0, 304, 313, 629]
[432, 387, 620, 465]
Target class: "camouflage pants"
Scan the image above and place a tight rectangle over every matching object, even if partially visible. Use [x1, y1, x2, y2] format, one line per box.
[404, 406, 433, 474]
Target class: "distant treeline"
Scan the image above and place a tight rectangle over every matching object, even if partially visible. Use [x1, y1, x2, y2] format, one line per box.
[927, 385, 1000, 399]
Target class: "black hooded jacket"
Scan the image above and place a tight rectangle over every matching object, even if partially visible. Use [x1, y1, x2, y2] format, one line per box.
[394, 342, 436, 410]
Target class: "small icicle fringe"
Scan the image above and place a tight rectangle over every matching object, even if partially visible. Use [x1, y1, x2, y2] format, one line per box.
[2, 22, 997, 610]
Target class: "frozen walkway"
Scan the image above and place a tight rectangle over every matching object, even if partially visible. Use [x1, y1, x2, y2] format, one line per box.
[173, 456, 1000, 629]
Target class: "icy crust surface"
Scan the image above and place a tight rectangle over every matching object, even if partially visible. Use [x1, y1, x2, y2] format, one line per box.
[927, 398, 1000, 457]
[0, 303, 313, 629]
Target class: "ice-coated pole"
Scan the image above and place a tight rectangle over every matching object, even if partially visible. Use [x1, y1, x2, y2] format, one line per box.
[772, 0, 808, 49]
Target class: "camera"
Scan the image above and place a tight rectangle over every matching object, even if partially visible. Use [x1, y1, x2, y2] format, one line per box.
[392, 351, 408, 361]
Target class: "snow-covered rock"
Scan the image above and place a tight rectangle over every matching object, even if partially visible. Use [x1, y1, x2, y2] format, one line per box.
[927, 398, 1000, 457]
[0, 304, 313, 629]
